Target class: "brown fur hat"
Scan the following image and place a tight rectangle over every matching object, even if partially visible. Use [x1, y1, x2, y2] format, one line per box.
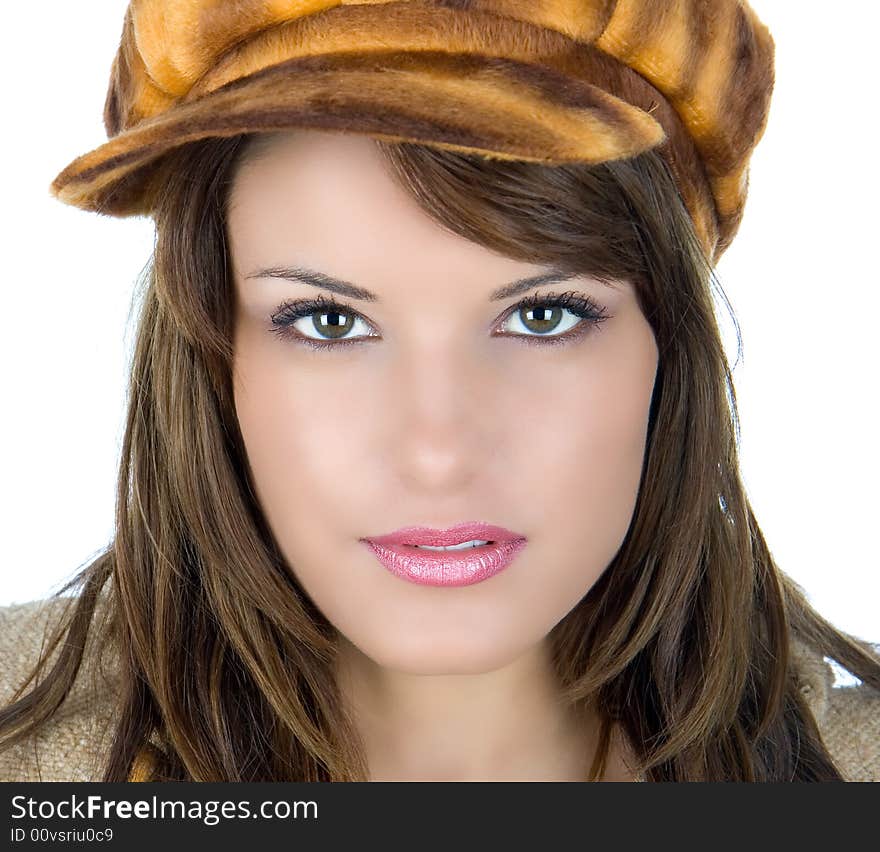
[49, 0, 775, 265]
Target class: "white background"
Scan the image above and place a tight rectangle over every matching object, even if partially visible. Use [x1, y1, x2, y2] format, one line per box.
[2, 3, 876, 661]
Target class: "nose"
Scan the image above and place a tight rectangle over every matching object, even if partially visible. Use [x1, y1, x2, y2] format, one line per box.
[387, 342, 497, 492]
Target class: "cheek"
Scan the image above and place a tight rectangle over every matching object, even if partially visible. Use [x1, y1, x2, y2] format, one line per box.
[495, 325, 658, 618]
[531, 341, 655, 536]
[231, 330, 367, 552]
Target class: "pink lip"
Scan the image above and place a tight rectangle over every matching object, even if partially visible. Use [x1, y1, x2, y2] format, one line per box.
[360, 522, 528, 587]
[362, 522, 525, 547]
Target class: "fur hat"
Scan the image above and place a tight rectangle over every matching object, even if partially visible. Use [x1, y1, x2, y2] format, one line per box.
[49, 0, 775, 265]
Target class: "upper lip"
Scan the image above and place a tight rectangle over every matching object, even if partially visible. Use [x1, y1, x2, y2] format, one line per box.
[361, 522, 526, 547]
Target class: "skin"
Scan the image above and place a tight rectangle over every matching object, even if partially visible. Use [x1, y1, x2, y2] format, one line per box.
[227, 128, 659, 781]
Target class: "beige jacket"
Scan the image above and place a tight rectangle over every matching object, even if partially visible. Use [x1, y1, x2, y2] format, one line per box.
[1, 596, 877, 781]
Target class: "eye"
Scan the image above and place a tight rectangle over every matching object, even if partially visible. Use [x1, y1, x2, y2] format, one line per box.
[494, 290, 610, 348]
[269, 294, 378, 350]
[268, 290, 611, 351]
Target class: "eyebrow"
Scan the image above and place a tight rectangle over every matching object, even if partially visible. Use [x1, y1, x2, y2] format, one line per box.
[244, 264, 617, 302]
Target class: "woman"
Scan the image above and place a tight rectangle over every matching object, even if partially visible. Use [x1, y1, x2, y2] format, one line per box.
[2, 0, 878, 782]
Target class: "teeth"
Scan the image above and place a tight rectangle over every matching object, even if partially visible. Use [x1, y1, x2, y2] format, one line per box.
[411, 539, 491, 552]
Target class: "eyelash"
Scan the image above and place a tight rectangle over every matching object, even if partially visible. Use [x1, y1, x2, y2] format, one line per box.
[268, 290, 611, 352]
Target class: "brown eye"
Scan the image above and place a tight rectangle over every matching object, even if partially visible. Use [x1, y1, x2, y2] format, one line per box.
[517, 305, 565, 335]
[309, 307, 356, 340]
[501, 304, 581, 338]
[270, 296, 377, 346]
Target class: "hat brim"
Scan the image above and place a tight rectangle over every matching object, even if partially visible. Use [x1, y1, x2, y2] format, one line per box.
[49, 50, 667, 217]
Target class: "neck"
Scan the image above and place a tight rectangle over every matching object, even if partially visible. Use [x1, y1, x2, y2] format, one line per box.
[334, 635, 622, 781]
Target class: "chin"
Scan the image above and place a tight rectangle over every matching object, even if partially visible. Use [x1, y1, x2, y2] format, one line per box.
[353, 626, 538, 676]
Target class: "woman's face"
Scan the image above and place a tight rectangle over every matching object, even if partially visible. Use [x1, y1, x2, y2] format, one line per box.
[228, 129, 658, 675]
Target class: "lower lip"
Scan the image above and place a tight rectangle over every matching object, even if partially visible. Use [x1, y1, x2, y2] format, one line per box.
[362, 539, 528, 587]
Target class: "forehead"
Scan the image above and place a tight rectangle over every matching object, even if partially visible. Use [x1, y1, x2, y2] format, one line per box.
[227, 130, 524, 282]
[226, 128, 634, 301]
[228, 129, 427, 234]
[229, 128, 392, 200]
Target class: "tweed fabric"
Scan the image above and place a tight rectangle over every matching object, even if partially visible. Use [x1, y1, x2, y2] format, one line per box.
[48, 0, 775, 265]
[1, 596, 877, 782]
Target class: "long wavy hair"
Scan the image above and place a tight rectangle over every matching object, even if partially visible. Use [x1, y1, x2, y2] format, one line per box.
[2, 129, 878, 782]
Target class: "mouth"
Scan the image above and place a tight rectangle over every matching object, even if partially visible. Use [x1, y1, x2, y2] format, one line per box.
[400, 539, 496, 552]
[361, 537, 528, 587]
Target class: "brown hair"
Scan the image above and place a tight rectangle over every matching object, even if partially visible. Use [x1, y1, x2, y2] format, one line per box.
[2, 131, 878, 781]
